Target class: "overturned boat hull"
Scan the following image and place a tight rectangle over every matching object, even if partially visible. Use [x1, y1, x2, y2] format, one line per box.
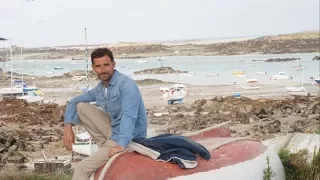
[91, 123, 285, 180]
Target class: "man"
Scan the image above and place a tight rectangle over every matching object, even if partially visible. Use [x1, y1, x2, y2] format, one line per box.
[63, 48, 148, 180]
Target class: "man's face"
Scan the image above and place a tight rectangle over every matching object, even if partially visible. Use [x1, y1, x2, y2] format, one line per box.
[91, 55, 116, 82]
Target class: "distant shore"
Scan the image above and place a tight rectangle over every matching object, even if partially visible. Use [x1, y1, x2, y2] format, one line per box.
[0, 31, 319, 61]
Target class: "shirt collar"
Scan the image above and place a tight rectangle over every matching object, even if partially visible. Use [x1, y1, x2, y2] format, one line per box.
[109, 69, 118, 86]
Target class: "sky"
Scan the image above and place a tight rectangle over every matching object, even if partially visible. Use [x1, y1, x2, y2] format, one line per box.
[0, 0, 319, 47]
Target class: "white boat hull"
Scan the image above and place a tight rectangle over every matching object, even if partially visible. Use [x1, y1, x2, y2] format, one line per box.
[256, 72, 267, 75]
[0, 87, 24, 95]
[207, 73, 219, 77]
[236, 74, 248, 78]
[240, 86, 260, 90]
[285, 87, 305, 92]
[16, 95, 44, 103]
[171, 148, 285, 180]
[183, 73, 195, 77]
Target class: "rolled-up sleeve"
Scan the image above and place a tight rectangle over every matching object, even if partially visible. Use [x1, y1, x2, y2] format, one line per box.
[64, 88, 96, 125]
[117, 79, 140, 148]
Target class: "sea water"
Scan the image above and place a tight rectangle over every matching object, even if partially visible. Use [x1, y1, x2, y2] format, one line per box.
[1, 52, 319, 85]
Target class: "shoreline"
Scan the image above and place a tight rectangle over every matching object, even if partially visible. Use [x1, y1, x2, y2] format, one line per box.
[0, 31, 319, 61]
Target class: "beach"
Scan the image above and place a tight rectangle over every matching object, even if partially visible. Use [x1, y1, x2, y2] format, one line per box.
[0, 31, 319, 175]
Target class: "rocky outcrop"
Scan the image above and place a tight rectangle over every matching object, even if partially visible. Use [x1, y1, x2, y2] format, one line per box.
[148, 96, 320, 141]
[0, 99, 65, 167]
[134, 67, 187, 74]
[264, 58, 300, 62]
[312, 56, 320, 60]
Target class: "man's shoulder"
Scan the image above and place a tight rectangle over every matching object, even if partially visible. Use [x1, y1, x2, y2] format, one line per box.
[116, 71, 136, 85]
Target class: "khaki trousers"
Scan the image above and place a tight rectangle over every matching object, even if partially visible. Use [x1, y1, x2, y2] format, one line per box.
[72, 102, 114, 180]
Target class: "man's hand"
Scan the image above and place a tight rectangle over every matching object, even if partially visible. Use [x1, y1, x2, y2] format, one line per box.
[62, 124, 75, 151]
[108, 145, 125, 157]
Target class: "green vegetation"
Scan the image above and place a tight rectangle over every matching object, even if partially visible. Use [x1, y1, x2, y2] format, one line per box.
[263, 156, 275, 180]
[0, 171, 72, 180]
[278, 148, 320, 180]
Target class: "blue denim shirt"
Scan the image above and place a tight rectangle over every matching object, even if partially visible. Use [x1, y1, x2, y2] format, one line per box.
[64, 70, 148, 148]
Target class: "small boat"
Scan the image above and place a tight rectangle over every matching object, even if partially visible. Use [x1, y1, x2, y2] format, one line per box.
[295, 66, 303, 71]
[206, 73, 219, 77]
[72, 76, 85, 81]
[285, 87, 306, 92]
[231, 71, 245, 75]
[135, 59, 148, 63]
[160, 84, 187, 103]
[16, 91, 44, 103]
[314, 78, 320, 85]
[12, 79, 26, 86]
[0, 85, 24, 96]
[23, 85, 38, 92]
[53, 66, 63, 70]
[236, 74, 248, 78]
[183, 72, 195, 77]
[271, 72, 293, 80]
[92, 122, 285, 180]
[240, 85, 260, 90]
[288, 91, 309, 97]
[256, 71, 267, 75]
[228, 81, 236, 85]
[246, 79, 258, 83]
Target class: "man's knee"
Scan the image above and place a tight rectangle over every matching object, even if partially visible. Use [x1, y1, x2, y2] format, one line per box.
[76, 102, 87, 113]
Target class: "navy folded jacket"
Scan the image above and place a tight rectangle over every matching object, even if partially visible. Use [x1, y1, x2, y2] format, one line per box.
[132, 134, 211, 168]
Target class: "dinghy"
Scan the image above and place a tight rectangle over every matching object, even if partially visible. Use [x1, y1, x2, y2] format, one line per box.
[91, 122, 285, 180]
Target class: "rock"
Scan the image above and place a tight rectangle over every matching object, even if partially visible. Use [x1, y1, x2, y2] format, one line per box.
[300, 112, 308, 117]
[170, 107, 178, 113]
[211, 96, 217, 101]
[25, 144, 35, 152]
[266, 120, 281, 134]
[251, 124, 263, 132]
[175, 113, 184, 118]
[41, 136, 52, 143]
[0, 135, 6, 144]
[238, 107, 247, 114]
[216, 96, 223, 102]
[17, 164, 27, 169]
[245, 105, 255, 114]
[290, 124, 303, 133]
[8, 145, 18, 153]
[249, 118, 255, 123]
[1, 152, 9, 163]
[272, 109, 283, 116]
[194, 99, 207, 107]
[134, 67, 187, 75]
[7, 155, 26, 164]
[307, 101, 320, 110]
[312, 56, 320, 60]
[230, 129, 236, 133]
[312, 105, 320, 114]
[18, 142, 26, 151]
[264, 57, 300, 62]
[255, 107, 267, 116]
[240, 131, 250, 137]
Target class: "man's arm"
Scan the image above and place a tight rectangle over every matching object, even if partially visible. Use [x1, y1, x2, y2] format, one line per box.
[117, 79, 141, 148]
[63, 88, 96, 151]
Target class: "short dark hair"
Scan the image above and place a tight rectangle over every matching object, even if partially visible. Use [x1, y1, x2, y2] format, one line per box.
[91, 48, 114, 64]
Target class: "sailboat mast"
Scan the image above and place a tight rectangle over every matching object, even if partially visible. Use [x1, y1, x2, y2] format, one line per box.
[20, 41, 23, 83]
[159, 43, 163, 68]
[10, 40, 13, 88]
[85, 28, 89, 90]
